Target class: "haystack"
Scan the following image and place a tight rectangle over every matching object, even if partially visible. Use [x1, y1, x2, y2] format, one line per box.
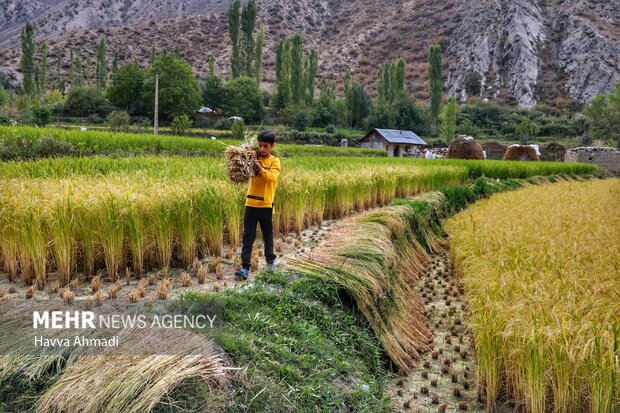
[481, 141, 508, 160]
[225, 144, 258, 183]
[503, 144, 540, 161]
[446, 135, 485, 160]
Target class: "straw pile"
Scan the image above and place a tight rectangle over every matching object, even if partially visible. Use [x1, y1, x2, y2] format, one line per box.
[225, 144, 258, 184]
[503, 144, 540, 161]
[446, 135, 485, 160]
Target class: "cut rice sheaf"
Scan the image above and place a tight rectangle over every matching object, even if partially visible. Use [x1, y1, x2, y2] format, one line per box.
[225, 144, 258, 184]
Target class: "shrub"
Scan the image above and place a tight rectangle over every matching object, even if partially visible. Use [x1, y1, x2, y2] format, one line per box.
[325, 124, 336, 134]
[106, 110, 130, 132]
[63, 87, 115, 117]
[293, 110, 309, 131]
[231, 119, 245, 140]
[31, 105, 51, 126]
[171, 114, 193, 135]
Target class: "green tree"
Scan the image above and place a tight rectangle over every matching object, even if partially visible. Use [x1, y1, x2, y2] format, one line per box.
[228, 0, 241, 78]
[96, 39, 107, 90]
[106, 110, 130, 132]
[255, 26, 264, 83]
[345, 81, 371, 129]
[142, 54, 201, 119]
[231, 119, 245, 140]
[376, 58, 406, 104]
[112, 52, 119, 74]
[464, 71, 482, 97]
[514, 116, 536, 144]
[583, 82, 620, 147]
[202, 76, 224, 109]
[31, 105, 51, 126]
[392, 96, 426, 133]
[38, 42, 48, 96]
[290, 34, 304, 105]
[55, 49, 64, 92]
[439, 96, 457, 143]
[240, 0, 256, 77]
[63, 87, 112, 117]
[72, 53, 84, 88]
[274, 39, 291, 109]
[304, 49, 318, 105]
[107, 63, 145, 115]
[222, 76, 264, 121]
[428, 45, 442, 126]
[0, 85, 10, 107]
[85, 55, 92, 86]
[20, 22, 35, 96]
[171, 114, 193, 135]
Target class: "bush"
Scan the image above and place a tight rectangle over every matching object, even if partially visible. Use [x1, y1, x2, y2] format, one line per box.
[213, 117, 233, 130]
[222, 76, 265, 122]
[106, 110, 130, 132]
[30, 105, 51, 126]
[171, 114, 193, 135]
[63, 87, 115, 117]
[325, 124, 336, 134]
[231, 119, 245, 140]
[293, 110, 309, 131]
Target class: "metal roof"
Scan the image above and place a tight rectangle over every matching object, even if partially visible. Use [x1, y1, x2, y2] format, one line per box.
[371, 129, 428, 145]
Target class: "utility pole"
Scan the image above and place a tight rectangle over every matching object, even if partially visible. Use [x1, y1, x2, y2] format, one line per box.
[154, 74, 159, 135]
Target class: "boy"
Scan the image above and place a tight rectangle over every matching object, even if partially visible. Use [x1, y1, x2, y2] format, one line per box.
[235, 130, 282, 280]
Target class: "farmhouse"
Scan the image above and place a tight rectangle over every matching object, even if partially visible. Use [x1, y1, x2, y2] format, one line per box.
[360, 128, 428, 157]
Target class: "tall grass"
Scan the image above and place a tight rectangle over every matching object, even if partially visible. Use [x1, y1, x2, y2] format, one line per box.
[445, 179, 620, 412]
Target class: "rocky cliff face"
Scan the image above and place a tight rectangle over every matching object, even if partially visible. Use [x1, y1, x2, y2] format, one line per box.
[0, 0, 618, 106]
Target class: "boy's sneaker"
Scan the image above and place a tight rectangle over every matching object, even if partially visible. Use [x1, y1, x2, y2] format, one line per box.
[266, 262, 277, 272]
[234, 268, 250, 280]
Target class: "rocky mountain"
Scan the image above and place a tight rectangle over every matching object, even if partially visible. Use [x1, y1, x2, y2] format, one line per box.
[0, 0, 618, 107]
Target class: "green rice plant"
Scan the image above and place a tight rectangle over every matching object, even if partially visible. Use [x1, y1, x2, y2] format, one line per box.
[446, 179, 620, 412]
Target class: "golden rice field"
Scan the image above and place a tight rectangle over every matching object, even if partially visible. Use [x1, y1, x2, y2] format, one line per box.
[0, 156, 468, 288]
[446, 179, 620, 413]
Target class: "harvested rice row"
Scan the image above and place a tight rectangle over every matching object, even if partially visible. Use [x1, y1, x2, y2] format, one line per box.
[288, 204, 447, 372]
[445, 179, 620, 413]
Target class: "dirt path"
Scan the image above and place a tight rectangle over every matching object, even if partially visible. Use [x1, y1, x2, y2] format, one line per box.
[387, 251, 485, 413]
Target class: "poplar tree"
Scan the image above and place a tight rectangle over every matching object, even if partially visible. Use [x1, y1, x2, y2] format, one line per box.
[96, 39, 107, 90]
[254, 26, 264, 83]
[20, 22, 35, 95]
[439, 96, 456, 143]
[428, 45, 442, 126]
[290, 34, 303, 105]
[240, 0, 256, 76]
[38, 41, 48, 95]
[228, 0, 241, 78]
[304, 49, 318, 105]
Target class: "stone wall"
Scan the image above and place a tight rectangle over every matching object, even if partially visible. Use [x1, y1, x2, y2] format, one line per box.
[564, 147, 620, 174]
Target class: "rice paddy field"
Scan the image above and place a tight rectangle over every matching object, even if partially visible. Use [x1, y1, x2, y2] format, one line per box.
[0, 125, 613, 413]
[446, 179, 620, 412]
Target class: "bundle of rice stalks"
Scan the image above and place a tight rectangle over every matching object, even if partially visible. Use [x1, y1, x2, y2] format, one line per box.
[225, 144, 258, 184]
[33, 327, 228, 413]
[503, 144, 540, 161]
[288, 205, 436, 372]
[446, 135, 485, 160]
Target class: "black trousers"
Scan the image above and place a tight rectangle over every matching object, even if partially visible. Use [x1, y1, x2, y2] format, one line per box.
[241, 206, 276, 270]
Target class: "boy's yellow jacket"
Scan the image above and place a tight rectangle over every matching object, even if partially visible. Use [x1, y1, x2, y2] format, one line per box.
[245, 155, 282, 208]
